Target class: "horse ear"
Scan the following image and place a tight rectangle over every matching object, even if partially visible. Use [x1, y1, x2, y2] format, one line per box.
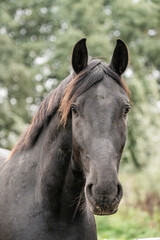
[72, 38, 88, 74]
[109, 39, 129, 76]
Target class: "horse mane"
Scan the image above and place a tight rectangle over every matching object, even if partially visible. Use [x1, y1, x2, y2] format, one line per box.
[8, 74, 72, 159]
[8, 59, 130, 159]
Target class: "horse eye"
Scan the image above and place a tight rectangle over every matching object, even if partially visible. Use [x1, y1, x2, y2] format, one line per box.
[71, 106, 79, 117]
[124, 106, 131, 116]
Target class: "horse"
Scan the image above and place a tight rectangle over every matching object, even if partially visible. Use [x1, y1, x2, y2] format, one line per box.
[0, 148, 11, 169]
[0, 38, 130, 240]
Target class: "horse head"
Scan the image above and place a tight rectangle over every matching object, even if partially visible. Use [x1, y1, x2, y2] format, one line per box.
[60, 38, 130, 215]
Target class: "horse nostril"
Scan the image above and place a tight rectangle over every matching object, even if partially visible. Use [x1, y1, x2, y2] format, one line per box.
[117, 183, 123, 199]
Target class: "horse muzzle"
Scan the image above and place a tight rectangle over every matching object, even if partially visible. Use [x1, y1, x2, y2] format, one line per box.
[85, 182, 123, 215]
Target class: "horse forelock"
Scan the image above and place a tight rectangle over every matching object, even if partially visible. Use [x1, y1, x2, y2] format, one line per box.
[8, 58, 130, 160]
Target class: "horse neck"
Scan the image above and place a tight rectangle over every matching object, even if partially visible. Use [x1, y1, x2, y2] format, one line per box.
[36, 115, 85, 223]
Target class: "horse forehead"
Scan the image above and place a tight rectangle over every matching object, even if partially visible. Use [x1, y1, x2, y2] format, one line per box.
[89, 78, 127, 103]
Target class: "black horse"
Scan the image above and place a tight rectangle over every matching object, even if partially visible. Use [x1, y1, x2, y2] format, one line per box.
[0, 39, 130, 240]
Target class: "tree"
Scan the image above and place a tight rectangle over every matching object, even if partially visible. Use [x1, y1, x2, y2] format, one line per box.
[0, 0, 159, 168]
[105, 0, 160, 167]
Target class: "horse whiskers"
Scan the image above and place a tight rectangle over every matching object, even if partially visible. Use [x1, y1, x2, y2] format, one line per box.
[71, 190, 86, 220]
[79, 198, 86, 215]
[71, 188, 84, 206]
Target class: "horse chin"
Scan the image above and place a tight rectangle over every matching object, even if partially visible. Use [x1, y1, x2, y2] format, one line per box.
[91, 207, 118, 216]
[92, 207, 118, 216]
[87, 200, 119, 216]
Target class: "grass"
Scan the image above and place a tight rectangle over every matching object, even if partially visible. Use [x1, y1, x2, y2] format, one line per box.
[96, 205, 160, 240]
[96, 167, 160, 240]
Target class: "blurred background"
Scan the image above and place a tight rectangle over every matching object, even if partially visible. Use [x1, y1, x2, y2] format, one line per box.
[0, 0, 160, 239]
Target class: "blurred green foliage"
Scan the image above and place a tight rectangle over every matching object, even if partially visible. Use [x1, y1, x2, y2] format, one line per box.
[0, 0, 160, 166]
[96, 205, 160, 239]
